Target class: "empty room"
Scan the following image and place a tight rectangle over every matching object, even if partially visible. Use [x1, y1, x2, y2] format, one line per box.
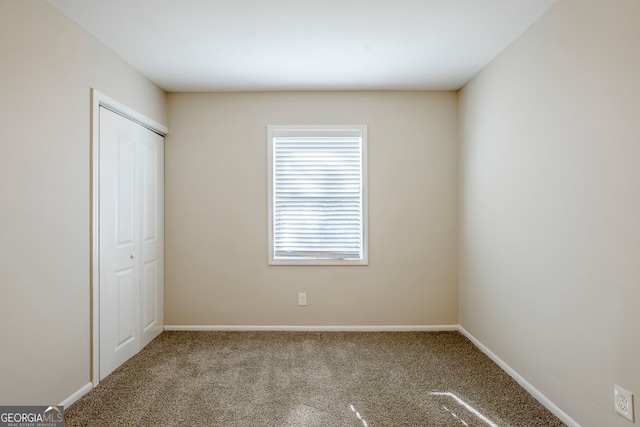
[1, 0, 639, 426]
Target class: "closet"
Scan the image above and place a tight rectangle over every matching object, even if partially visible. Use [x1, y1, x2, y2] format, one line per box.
[98, 106, 164, 380]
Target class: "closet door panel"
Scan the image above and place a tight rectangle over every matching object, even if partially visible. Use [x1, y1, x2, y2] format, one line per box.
[99, 107, 142, 380]
[140, 129, 164, 347]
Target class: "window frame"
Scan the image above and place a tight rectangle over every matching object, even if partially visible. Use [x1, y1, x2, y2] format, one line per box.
[267, 124, 368, 266]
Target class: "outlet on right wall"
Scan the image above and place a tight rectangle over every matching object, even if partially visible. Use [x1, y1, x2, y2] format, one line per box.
[458, 0, 640, 425]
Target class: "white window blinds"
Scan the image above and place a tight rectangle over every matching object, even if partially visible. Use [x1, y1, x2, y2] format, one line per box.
[268, 125, 368, 265]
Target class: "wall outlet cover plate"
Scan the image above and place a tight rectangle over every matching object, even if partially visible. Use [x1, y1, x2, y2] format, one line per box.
[614, 385, 635, 422]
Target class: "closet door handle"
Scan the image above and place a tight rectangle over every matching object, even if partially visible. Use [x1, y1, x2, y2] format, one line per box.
[130, 254, 136, 259]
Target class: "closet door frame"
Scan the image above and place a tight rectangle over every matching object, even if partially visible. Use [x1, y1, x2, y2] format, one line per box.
[90, 89, 168, 387]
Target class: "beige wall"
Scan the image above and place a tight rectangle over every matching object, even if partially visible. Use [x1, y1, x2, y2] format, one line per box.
[165, 91, 458, 326]
[0, 1, 166, 405]
[459, 0, 640, 425]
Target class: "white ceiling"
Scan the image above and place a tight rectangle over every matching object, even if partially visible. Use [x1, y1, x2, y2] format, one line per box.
[48, 0, 558, 92]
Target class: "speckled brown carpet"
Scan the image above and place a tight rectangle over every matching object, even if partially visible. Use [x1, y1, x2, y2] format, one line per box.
[66, 331, 565, 426]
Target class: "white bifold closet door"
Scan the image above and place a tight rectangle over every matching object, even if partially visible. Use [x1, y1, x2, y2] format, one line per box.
[99, 107, 164, 380]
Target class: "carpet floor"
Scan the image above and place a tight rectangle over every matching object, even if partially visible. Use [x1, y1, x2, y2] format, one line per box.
[65, 331, 565, 426]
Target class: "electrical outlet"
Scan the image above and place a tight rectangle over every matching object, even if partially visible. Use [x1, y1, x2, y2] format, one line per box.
[298, 292, 307, 306]
[614, 385, 635, 422]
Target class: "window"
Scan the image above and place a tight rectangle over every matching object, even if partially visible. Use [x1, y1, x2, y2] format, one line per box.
[268, 125, 368, 265]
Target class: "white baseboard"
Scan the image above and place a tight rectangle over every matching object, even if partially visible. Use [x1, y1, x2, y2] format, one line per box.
[59, 382, 92, 408]
[458, 327, 580, 427]
[164, 324, 459, 332]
